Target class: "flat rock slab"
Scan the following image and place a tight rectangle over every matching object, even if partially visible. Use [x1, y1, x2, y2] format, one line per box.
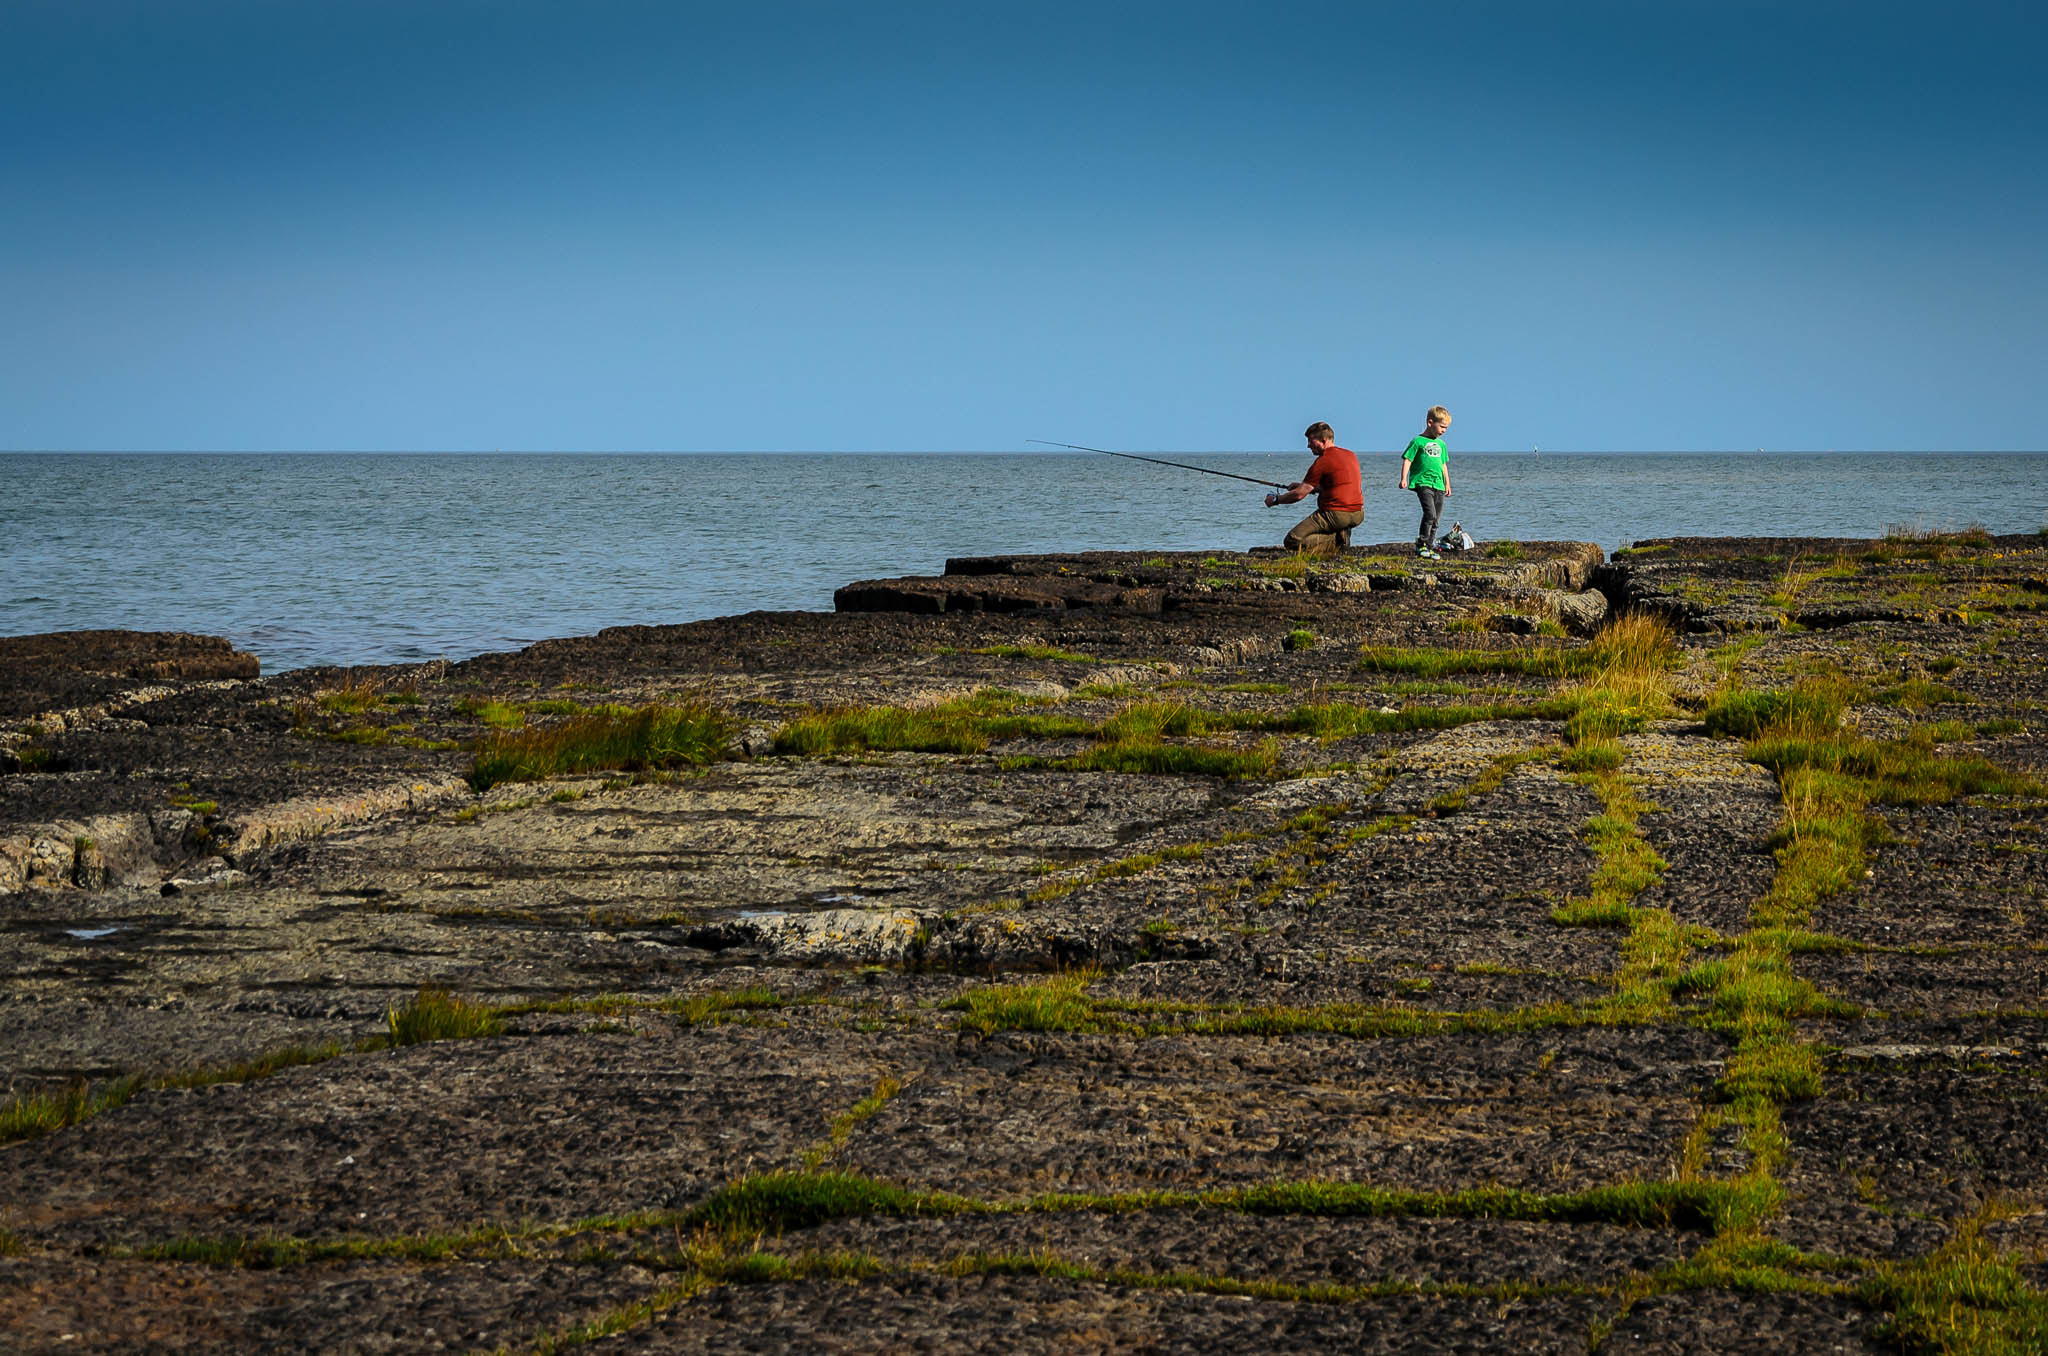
[1600, 1291, 1887, 1353]
[0, 1255, 650, 1355]
[836, 576, 1166, 614]
[838, 1028, 1719, 1199]
[0, 1022, 942, 1248]
[1777, 1030, 2048, 1257]
[609, 1273, 1616, 1354]
[0, 631, 259, 723]
[800, 1210, 1701, 1289]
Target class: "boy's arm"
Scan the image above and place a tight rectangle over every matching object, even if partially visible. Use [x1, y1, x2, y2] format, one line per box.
[1398, 442, 1412, 489]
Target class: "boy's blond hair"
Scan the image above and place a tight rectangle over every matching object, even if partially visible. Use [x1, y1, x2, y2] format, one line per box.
[1304, 421, 1335, 442]
[1426, 406, 1451, 426]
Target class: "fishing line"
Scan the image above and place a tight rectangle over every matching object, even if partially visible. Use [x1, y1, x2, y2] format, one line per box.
[1026, 440, 1291, 490]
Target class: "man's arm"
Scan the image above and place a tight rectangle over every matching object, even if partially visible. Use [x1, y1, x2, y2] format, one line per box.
[1266, 480, 1315, 506]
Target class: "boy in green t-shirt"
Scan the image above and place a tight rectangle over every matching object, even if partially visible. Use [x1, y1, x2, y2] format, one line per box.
[1398, 405, 1452, 559]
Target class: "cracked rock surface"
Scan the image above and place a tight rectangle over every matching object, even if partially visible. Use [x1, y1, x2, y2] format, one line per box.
[4, 536, 2047, 1351]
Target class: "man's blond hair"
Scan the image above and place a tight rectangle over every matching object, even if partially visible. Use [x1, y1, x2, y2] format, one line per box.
[1427, 406, 1451, 426]
[1304, 421, 1335, 442]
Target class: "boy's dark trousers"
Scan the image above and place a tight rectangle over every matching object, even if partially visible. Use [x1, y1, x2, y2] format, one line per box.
[1413, 487, 1445, 549]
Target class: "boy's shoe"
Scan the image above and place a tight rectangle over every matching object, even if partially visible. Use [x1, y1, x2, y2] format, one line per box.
[1417, 546, 1440, 560]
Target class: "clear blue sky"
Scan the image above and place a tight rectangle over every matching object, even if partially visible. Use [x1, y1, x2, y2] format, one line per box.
[3, 0, 2043, 452]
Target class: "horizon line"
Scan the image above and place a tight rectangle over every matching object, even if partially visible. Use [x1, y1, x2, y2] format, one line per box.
[4, 447, 2045, 457]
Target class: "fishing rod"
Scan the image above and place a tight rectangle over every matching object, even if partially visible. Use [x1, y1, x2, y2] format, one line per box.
[1027, 439, 1292, 490]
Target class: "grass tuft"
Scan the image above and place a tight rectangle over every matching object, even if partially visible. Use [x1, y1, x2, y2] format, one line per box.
[0, 1078, 142, 1145]
[316, 675, 383, 713]
[386, 987, 505, 1045]
[471, 701, 729, 791]
[1704, 683, 1851, 740]
[689, 1170, 976, 1233]
[958, 974, 1098, 1036]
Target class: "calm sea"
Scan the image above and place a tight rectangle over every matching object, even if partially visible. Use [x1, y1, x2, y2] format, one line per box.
[6, 452, 2045, 673]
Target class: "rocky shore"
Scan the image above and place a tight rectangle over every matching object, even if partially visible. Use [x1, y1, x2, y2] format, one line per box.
[3, 533, 2045, 1352]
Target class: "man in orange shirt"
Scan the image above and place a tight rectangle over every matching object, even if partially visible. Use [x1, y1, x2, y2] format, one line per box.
[1265, 421, 1364, 556]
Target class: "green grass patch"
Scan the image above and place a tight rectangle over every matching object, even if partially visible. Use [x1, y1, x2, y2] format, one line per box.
[970, 644, 1098, 663]
[1564, 700, 1646, 743]
[157, 1041, 358, 1092]
[1551, 899, 1634, 927]
[802, 1075, 906, 1169]
[957, 974, 1099, 1035]
[1703, 692, 1851, 745]
[775, 691, 1090, 757]
[1483, 541, 1523, 559]
[690, 1170, 977, 1233]
[387, 987, 505, 1044]
[133, 1225, 523, 1269]
[471, 701, 730, 791]
[1048, 739, 1277, 778]
[1654, 1233, 1857, 1297]
[316, 678, 382, 713]
[0, 1078, 144, 1145]
[1097, 701, 1229, 740]
[454, 697, 526, 729]
[776, 705, 988, 755]
[1720, 1037, 1825, 1102]
[1357, 644, 1572, 680]
[1746, 733, 2044, 807]
[1676, 944, 1857, 1042]
[1862, 1211, 2048, 1355]
[1560, 740, 1625, 774]
[687, 1168, 1757, 1236]
[1874, 679, 1973, 711]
